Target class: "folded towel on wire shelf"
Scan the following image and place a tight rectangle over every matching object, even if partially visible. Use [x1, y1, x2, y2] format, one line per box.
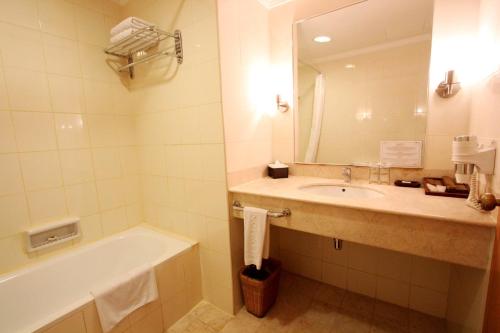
[110, 16, 153, 36]
[109, 27, 157, 44]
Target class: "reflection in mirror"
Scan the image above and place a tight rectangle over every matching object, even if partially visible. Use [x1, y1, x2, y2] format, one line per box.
[295, 0, 434, 166]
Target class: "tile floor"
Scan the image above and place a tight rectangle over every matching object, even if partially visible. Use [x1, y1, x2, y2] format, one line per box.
[167, 272, 447, 333]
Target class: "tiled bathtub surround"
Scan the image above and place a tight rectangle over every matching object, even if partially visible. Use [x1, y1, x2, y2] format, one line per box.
[35, 245, 202, 333]
[0, 0, 142, 274]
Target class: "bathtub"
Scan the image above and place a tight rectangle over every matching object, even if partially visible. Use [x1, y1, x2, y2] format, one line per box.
[0, 226, 199, 333]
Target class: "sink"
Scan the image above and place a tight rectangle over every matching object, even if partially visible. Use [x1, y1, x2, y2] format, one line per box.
[299, 183, 385, 199]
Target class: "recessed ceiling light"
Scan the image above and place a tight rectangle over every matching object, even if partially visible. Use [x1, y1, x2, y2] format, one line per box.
[345, 64, 356, 69]
[313, 36, 331, 43]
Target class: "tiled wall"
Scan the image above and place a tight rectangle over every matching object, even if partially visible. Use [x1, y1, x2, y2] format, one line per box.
[123, 0, 235, 314]
[218, 0, 273, 187]
[275, 228, 451, 318]
[0, 0, 143, 274]
[35, 245, 202, 333]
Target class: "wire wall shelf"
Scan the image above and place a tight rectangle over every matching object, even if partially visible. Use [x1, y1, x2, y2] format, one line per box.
[104, 26, 183, 79]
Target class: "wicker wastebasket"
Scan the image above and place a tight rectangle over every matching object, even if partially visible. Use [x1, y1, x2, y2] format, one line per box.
[239, 258, 281, 317]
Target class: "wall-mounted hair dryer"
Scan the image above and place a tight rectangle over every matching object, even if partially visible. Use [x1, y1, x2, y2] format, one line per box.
[452, 136, 496, 183]
[452, 135, 496, 210]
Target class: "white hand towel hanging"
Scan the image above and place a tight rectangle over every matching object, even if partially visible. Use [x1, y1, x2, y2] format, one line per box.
[110, 17, 153, 36]
[90, 264, 158, 333]
[244, 207, 270, 270]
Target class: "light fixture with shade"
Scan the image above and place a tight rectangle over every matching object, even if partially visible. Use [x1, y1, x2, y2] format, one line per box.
[313, 36, 331, 43]
[276, 95, 289, 112]
[436, 70, 461, 98]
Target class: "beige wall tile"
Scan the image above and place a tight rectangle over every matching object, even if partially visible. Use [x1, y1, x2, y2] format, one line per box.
[0, 23, 45, 71]
[38, 0, 77, 40]
[202, 144, 227, 181]
[0, 234, 30, 274]
[65, 182, 99, 217]
[87, 114, 116, 147]
[376, 277, 410, 308]
[101, 207, 128, 236]
[0, 194, 30, 238]
[280, 249, 322, 281]
[409, 286, 448, 318]
[347, 269, 377, 298]
[411, 256, 451, 293]
[54, 114, 90, 149]
[199, 103, 224, 144]
[0, 112, 17, 152]
[75, 8, 107, 47]
[4, 69, 51, 111]
[201, 180, 228, 220]
[322, 262, 348, 289]
[182, 145, 203, 180]
[20, 151, 63, 191]
[79, 43, 112, 82]
[377, 248, 412, 282]
[12, 112, 57, 151]
[130, 306, 163, 333]
[78, 214, 102, 244]
[322, 237, 349, 266]
[0, 154, 24, 196]
[164, 146, 184, 178]
[348, 242, 379, 274]
[84, 80, 114, 114]
[0, 72, 10, 110]
[27, 187, 67, 223]
[92, 148, 123, 180]
[96, 178, 125, 210]
[48, 75, 86, 113]
[0, 0, 39, 29]
[42, 311, 86, 333]
[43, 35, 81, 77]
[59, 149, 95, 185]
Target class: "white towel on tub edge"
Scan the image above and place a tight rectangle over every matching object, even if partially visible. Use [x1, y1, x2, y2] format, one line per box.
[90, 264, 158, 333]
[243, 206, 269, 270]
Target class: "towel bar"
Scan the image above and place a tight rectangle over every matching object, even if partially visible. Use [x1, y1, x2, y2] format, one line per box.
[232, 201, 291, 218]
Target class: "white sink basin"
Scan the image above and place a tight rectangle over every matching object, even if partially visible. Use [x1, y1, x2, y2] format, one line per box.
[299, 183, 385, 199]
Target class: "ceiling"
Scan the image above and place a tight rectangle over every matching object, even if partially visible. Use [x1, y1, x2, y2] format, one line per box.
[298, 0, 434, 63]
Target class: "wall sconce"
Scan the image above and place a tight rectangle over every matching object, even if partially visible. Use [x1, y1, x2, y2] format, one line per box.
[436, 70, 461, 98]
[276, 95, 289, 112]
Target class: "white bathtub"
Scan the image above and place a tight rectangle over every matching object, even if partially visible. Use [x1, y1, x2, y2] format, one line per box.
[0, 226, 196, 333]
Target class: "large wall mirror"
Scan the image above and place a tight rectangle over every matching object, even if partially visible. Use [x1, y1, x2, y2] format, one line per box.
[295, 0, 434, 166]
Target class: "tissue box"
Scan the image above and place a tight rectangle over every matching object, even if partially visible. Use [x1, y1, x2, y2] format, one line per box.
[268, 163, 288, 179]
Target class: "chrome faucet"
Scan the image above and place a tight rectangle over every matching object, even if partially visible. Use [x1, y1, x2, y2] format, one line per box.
[342, 167, 352, 183]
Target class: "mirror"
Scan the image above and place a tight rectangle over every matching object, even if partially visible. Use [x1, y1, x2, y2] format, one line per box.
[295, 0, 434, 166]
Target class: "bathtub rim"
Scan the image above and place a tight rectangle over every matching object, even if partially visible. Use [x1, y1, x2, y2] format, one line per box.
[0, 225, 198, 333]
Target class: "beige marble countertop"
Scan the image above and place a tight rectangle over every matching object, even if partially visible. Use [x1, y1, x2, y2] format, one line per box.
[229, 176, 497, 227]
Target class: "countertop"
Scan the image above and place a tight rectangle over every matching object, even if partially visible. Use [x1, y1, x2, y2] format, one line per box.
[229, 176, 497, 227]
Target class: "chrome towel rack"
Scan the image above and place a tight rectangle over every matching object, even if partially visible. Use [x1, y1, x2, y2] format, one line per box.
[232, 201, 291, 218]
[104, 26, 183, 79]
